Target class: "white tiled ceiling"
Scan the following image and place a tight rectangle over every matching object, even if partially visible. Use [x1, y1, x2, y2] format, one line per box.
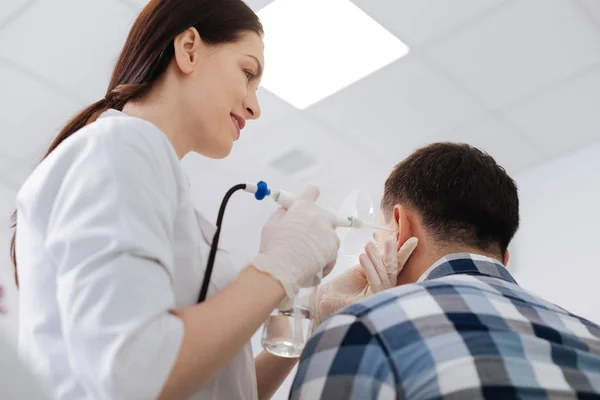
[506, 65, 600, 158]
[2, 1, 600, 398]
[0, 0, 34, 29]
[0, 0, 137, 102]
[579, 0, 600, 26]
[308, 53, 487, 169]
[353, 0, 506, 47]
[0, 60, 81, 162]
[426, 0, 600, 108]
[441, 112, 546, 175]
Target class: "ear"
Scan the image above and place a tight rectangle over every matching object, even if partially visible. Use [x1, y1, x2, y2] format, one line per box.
[173, 27, 203, 74]
[392, 205, 411, 250]
[503, 250, 510, 266]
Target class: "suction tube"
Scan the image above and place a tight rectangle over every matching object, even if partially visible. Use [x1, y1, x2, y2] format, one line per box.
[198, 181, 272, 303]
[198, 181, 372, 303]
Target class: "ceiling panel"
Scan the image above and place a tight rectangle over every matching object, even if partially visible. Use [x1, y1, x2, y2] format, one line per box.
[308, 54, 486, 169]
[0, 62, 80, 163]
[578, 0, 600, 27]
[352, 0, 505, 47]
[441, 113, 547, 175]
[245, 0, 275, 11]
[0, 0, 137, 102]
[0, 0, 34, 29]
[427, 0, 600, 108]
[505, 66, 600, 158]
[120, 0, 275, 12]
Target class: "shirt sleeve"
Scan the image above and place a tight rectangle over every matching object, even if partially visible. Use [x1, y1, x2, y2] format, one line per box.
[289, 314, 396, 400]
[43, 121, 184, 399]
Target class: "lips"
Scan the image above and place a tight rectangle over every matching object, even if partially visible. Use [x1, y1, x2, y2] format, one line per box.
[230, 113, 246, 134]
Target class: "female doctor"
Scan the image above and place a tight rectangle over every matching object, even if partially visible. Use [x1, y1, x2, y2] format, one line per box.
[9, 1, 343, 399]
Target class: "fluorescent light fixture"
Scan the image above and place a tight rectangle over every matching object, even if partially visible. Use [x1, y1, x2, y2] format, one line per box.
[257, 0, 409, 109]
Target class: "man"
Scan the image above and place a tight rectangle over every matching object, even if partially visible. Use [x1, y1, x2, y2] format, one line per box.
[291, 143, 600, 399]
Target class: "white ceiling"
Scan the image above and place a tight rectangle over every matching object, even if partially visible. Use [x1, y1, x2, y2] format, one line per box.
[1, 0, 600, 291]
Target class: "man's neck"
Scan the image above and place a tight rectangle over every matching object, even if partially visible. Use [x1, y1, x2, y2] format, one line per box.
[395, 243, 503, 286]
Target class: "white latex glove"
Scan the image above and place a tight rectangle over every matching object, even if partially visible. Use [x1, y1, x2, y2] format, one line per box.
[314, 236, 418, 326]
[252, 184, 341, 310]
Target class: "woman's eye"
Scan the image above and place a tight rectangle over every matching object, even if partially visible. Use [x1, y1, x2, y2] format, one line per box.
[244, 69, 255, 81]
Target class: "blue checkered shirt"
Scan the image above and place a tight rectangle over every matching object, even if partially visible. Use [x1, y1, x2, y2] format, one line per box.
[290, 253, 600, 399]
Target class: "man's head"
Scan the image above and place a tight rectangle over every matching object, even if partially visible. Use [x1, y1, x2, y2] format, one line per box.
[376, 143, 519, 280]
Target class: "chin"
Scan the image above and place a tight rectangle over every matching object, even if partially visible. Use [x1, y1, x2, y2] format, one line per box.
[202, 142, 233, 159]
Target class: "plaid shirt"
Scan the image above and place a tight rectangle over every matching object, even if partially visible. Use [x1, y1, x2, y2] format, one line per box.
[290, 253, 600, 399]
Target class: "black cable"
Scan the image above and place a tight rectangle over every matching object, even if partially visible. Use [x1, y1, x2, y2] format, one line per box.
[197, 184, 247, 303]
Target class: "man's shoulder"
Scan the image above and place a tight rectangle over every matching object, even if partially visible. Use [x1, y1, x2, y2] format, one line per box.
[329, 273, 600, 350]
[339, 274, 500, 320]
[330, 274, 537, 343]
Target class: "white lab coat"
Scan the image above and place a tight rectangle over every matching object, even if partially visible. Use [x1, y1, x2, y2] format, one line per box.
[15, 109, 257, 400]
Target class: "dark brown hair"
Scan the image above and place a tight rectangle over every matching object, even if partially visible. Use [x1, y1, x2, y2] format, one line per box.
[381, 142, 519, 256]
[9, 0, 263, 285]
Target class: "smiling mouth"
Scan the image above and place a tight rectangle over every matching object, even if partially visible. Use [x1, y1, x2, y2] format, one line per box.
[230, 113, 246, 134]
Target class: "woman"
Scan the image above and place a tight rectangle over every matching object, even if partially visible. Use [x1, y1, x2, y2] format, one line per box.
[10, 1, 340, 399]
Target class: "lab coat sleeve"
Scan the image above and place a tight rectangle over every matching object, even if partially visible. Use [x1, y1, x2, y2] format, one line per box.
[43, 125, 184, 400]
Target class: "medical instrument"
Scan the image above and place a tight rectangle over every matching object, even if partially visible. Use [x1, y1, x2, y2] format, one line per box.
[261, 280, 317, 358]
[198, 181, 389, 302]
[245, 183, 397, 232]
[197, 181, 394, 357]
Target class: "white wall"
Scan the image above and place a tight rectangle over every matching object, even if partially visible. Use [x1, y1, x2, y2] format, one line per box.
[511, 141, 600, 324]
[0, 183, 18, 346]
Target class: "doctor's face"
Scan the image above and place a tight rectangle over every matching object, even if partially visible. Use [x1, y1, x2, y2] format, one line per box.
[176, 30, 264, 158]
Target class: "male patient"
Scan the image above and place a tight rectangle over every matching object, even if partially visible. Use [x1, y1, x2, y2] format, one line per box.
[291, 143, 600, 399]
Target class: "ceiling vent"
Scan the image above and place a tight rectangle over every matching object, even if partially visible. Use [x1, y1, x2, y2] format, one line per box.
[267, 148, 317, 176]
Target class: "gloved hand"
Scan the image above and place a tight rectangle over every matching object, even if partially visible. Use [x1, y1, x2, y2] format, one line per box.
[314, 236, 418, 326]
[252, 184, 341, 310]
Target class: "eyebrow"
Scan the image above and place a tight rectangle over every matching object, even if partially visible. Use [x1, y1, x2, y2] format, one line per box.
[245, 54, 263, 79]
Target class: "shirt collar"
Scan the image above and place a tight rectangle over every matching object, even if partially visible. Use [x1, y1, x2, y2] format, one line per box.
[416, 252, 517, 284]
[98, 108, 123, 119]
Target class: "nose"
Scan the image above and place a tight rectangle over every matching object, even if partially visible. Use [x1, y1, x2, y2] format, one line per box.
[243, 91, 261, 120]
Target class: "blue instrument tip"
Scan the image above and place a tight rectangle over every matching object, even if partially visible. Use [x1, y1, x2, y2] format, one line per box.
[255, 181, 270, 200]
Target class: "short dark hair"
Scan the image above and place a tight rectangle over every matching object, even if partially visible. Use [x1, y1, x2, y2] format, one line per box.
[381, 142, 519, 256]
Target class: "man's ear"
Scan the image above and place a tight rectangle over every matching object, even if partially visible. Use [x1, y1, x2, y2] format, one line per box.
[393, 205, 411, 250]
[503, 250, 510, 266]
[173, 27, 203, 74]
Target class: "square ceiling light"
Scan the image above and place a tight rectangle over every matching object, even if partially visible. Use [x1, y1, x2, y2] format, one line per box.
[256, 0, 409, 109]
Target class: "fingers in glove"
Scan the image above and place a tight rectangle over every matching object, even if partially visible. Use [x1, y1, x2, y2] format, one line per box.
[365, 241, 391, 289]
[296, 183, 320, 202]
[397, 237, 419, 267]
[381, 236, 399, 287]
[359, 251, 383, 293]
